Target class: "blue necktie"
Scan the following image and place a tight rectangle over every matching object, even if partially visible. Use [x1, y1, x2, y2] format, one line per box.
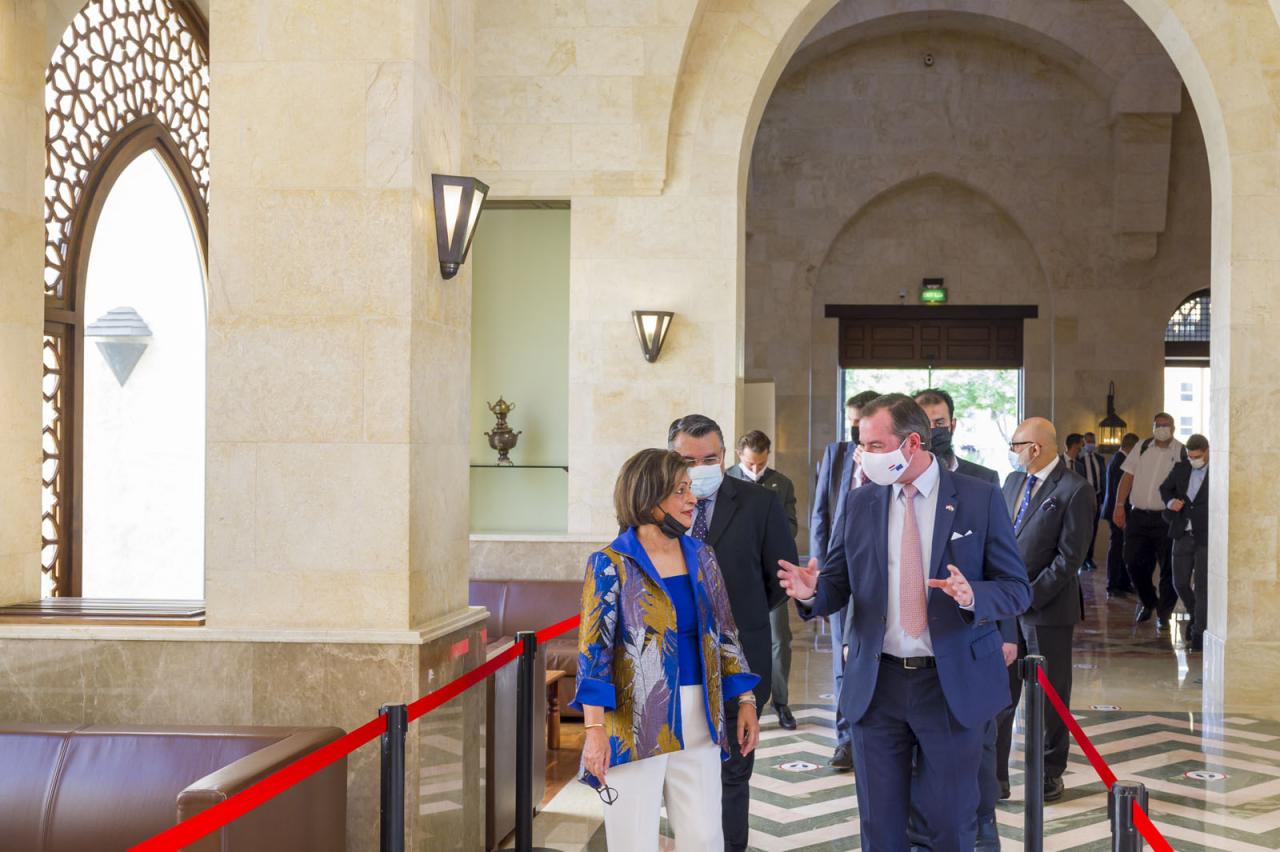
[1013, 475, 1038, 529]
[691, 499, 710, 541]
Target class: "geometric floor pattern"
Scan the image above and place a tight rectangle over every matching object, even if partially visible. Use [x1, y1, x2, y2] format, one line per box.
[531, 706, 1280, 851]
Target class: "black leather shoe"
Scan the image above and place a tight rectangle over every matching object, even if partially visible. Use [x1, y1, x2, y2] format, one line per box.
[1135, 605, 1153, 623]
[774, 703, 797, 730]
[1000, 780, 1011, 800]
[1044, 776, 1066, 802]
[830, 743, 854, 771]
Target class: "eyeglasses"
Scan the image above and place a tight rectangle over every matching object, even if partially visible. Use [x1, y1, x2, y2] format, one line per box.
[597, 782, 619, 805]
[681, 453, 722, 466]
[1009, 441, 1035, 451]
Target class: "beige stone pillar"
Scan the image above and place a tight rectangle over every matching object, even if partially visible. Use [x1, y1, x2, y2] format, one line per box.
[0, 0, 46, 606]
[208, 0, 473, 632]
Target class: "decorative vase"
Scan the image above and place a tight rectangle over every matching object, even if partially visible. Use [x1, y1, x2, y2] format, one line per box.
[485, 397, 522, 466]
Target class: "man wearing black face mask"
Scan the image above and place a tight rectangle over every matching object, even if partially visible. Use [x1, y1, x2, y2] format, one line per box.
[915, 389, 999, 486]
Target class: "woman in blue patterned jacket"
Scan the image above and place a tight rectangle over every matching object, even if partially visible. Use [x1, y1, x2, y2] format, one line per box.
[573, 448, 760, 851]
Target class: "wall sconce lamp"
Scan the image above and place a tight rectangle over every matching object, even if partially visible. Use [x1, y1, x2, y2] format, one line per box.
[431, 173, 489, 279]
[1098, 381, 1128, 452]
[632, 311, 674, 363]
[85, 306, 152, 386]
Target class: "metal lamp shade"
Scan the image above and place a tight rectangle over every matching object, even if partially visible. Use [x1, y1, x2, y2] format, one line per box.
[1098, 381, 1127, 452]
[431, 173, 489, 279]
[632, 311, 674, 363]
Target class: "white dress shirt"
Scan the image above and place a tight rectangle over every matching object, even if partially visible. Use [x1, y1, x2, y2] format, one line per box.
[1121, 439, 1184, 511]
[1027, 454, 1060, 500]
[884, 458, 941, 658]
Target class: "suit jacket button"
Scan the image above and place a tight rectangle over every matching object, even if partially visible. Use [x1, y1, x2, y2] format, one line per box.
[874, 653, 881, 660]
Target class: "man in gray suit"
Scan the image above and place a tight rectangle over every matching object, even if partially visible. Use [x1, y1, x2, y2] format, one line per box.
[727, 429, 800, 729]
[996, 417, 1095, 803]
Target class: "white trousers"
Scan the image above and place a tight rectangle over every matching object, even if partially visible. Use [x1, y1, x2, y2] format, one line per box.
[603, 685, 725, 852]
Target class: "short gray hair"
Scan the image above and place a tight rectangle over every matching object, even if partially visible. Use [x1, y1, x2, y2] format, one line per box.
[667, 414, 725, 450]
[858, 393, 932, 447]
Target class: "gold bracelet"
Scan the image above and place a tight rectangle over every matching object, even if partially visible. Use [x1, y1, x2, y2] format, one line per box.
[737, 694, 757, 706]
[583, 723, 605, 730]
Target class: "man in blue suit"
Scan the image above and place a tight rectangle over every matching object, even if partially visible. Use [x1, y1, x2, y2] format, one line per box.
[779, 394, 1031, 851]
[811, 388, 880, 768]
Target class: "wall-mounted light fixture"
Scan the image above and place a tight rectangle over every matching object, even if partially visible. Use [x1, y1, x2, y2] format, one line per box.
[1098, 381, 1128, 452]
[632, 311, 674, 363]
[431, 173, 489, 279]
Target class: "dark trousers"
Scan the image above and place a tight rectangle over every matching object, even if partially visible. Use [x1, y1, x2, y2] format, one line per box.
[830, 606, 851, 747]
[769, 605, 792, 706]
[1084, 511, 1100, 564]
[907, 718, 1001, 851]
[1106, 519, 1133, 592]
[997, 623, 1075, 782]
[1123, 510, 1178, 614]
[722, 698, 755, 851]
[850, 662, 983, 852]
[1172, 535, 1208, 640]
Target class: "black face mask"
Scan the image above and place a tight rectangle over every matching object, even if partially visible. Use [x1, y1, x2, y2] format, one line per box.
[930, 426, 954, 457]
[849, 425, 860, 446]
[656, 510, 689, 539]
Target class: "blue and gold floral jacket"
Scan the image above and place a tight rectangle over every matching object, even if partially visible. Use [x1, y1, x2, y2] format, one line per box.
[571, 528, 758, 787]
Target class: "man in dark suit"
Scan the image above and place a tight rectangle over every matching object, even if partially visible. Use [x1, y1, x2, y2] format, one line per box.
[915, 388, 1000, 486]
[811, 389, 880, 769]
[1160, 433, 1210, 652]
[727, 429, 799, 729]
[669, 414, 797, 852]
[997, 417, 1095, 803]
[1102, 433, 1140, 597]
[1070, 432, 1107, 572]
[778, 395, 1031, 851]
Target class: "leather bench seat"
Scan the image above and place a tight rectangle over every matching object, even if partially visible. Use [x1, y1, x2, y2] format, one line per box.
[469, 579, 582, 716]
[0, 723, 347, 852]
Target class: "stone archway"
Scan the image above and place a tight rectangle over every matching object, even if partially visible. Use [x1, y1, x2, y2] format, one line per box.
[660, 0, 1280, 715]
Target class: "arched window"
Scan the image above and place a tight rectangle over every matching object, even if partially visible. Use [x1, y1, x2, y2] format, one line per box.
[42, 0, 209, 598]
[1164, 289, 1210, 441]
[1164, 289, 1210, 366]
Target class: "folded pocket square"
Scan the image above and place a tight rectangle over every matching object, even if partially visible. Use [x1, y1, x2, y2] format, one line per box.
[950, 530, 974, 540]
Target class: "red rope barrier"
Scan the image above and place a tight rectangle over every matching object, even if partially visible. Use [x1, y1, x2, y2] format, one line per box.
[535, 613, 581, 645]
[131, 634, 539, 851]
[1035, 667, 1173, 852]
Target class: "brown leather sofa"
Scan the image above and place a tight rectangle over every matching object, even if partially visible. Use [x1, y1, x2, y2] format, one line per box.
[470, 579, 580, 850]
[0, 723, 347, 852]
[470, 579, 582, 717]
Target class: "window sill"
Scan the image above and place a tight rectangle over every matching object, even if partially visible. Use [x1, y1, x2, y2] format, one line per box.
[0, 598, 206, 627]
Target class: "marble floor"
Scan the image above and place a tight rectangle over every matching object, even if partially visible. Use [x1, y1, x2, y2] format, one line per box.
[517, 561, 1280, 851]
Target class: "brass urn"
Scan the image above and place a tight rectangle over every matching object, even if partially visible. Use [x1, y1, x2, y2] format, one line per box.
[485, 397, 522, 466]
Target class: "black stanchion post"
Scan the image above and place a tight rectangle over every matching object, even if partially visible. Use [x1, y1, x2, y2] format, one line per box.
[379, 703, 407, 852]
[1022, 655, 1046, 852]
[1109, 780, 1149, 852]
[514, 630, 555, 852]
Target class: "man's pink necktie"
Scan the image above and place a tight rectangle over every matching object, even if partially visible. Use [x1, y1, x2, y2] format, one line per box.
[899, 483, 928, 638]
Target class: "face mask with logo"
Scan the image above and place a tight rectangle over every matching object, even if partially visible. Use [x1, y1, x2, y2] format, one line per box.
[689, 464, 724, 499]
[656, 509, 690, 539]
[1189, 457, 1207, 470]
[861, 441, 914, 486]
[1153, 426, 1173, 442]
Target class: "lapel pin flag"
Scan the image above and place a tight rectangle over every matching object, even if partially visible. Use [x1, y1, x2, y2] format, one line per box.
[945, 504, 955, 512]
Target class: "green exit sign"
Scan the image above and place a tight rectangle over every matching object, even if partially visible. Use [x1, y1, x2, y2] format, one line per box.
[920, 283, 947, 304]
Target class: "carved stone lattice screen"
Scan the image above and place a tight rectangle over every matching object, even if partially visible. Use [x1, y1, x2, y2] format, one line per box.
[41, 0, 209, 595]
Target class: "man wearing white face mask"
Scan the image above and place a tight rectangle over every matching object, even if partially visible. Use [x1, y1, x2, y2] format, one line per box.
[1160, 434, 1210, 651]
[669, 414, 797, 852]
[727, 429, 800, 729]
[1113, 413, 1186, 629]
[776, 395, 1030, 851]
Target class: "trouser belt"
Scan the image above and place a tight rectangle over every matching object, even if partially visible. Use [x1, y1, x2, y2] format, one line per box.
[881, 653, 936, 669]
